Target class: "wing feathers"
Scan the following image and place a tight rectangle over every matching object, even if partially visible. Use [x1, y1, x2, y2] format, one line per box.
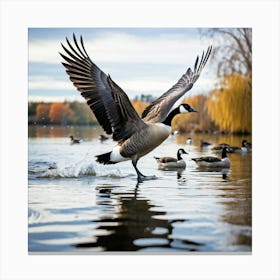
[60, 34, 145, 143]
[142, 45, 212, 122]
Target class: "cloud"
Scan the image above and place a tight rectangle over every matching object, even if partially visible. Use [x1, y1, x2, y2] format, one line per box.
[29, 32, 213, 66]
[28, 30, 216, 101]
[29, 76, 72, 90]
[29, 73, 215, 97]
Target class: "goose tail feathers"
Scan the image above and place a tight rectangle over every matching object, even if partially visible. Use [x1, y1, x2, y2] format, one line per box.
[96, 152, 115, 165]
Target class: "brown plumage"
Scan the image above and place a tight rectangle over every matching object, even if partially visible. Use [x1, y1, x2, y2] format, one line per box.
[60, 34, 211, 181]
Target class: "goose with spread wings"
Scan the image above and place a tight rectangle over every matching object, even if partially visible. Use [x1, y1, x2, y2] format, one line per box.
[60, 34, 212, 181]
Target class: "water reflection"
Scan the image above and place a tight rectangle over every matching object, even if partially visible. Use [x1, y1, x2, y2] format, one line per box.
[28, 125, 104, 139]
[74, 183, 203, 251]
[28, 127, 252, 252]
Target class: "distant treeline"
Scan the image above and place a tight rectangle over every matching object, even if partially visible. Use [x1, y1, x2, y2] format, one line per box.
[29, 73, 252, 134]
[28, 100, 148, 126]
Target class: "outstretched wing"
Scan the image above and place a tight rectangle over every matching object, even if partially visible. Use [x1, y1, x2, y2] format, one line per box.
[60, 34, 146, 143]
[142, 46, 212, 123]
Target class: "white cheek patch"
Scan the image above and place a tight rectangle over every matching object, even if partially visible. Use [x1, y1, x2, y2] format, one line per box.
[179, 105, 188, 113]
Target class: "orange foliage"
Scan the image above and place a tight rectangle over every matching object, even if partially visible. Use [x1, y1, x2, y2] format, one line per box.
[35, 103, 50, 123]
[49, 103, 73, 124]
[132, 100, 148, 116]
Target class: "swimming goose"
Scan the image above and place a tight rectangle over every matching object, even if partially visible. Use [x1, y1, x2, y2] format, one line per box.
[244, 139, 252, 150]
[69, 135, 80, 144]
[229, 140, 248, 153]
[99, 134, 109, 142]
[154, 148, 188, 170]
[211, 143, 231, 152]
[192, 147, 230, 168]
[186, 137, 193, 145]
[60, 34, 211, 181]
[200, 140, 211, 148]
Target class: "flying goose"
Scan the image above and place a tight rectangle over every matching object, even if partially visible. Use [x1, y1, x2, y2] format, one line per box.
[154, 148, 188, 170]
[60, 34, 211, 181]
[192, 147, 230, 168]
[69, 135, 81, 145]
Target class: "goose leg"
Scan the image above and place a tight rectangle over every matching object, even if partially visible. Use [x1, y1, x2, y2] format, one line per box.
[132, 159, 146, 181]
[132, 159, 157, 182]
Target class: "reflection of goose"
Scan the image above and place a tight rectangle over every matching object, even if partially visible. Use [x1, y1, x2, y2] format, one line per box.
[60, 34, 211, 181]
[192, 147, 230, 168]
[74, 183, 203, 251]
[154, 148, 188, 170]
[69, 135, 80, 144]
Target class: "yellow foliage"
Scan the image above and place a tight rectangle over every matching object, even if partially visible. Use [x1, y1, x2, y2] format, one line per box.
[206, 74, 252, 133]
[172, 94, 217, 132]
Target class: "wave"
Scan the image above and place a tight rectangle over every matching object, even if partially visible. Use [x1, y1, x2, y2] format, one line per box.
[38, 161, 125, 179]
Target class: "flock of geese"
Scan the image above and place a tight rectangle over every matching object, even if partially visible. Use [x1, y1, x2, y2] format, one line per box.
[154, 138, 251, 170]
[61, 34, 250, 181]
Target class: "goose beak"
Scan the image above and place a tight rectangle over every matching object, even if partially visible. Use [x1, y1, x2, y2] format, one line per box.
[190, 108, 198, 113]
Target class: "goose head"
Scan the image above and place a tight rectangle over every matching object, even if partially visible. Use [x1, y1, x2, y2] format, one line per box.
[162, 104, 197, 126]
[221, 147, 231, 158]
[242, 139, 247, 147]
[177, 148, 188, 160]
[179, 104, 198, 113]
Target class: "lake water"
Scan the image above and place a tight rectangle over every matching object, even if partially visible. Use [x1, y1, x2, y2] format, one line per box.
[28, 126, 252, 253]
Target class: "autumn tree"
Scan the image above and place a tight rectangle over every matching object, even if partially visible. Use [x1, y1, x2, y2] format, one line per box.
[35, 103, 50, 124]
[49, 102, 73, 125]
[203, 28, 252, 77]
[201, 28, 252, 134]
[69, 101, 97, 125]
[206, 74, 252, 134]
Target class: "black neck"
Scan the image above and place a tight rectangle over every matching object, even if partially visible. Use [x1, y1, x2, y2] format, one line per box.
[162, 107, 180, 126]
[177, 150, 182, 160]
[222, 148, 227, 158]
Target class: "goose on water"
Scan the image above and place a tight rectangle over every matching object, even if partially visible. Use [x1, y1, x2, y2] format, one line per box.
[186, 137, 193, 145]
[192, 147, 230, 168]
[200, 140, 211, 148]
[154, 148, 188, 170]
[229, 140, 248, 153]
[69, 135, 81, 145]
[99, 134, 109, 142]
[244, 140, 252, 150]
[211, 143, 231, 152]
[60, 34, 212, 181]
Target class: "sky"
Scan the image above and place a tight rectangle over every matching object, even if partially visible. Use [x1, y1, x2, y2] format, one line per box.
[28, 28, 217, 102]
